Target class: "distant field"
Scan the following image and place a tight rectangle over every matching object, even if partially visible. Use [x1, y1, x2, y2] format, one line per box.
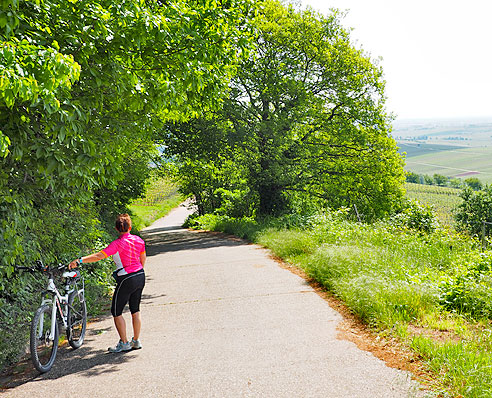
[401, 146, 492, 183]
[405, 183, 462, 226]
[397, 141, 467, 157]
[393, 118, 492, 183]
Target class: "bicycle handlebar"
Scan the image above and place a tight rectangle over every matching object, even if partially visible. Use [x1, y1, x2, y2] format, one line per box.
[15, 261, 68, 273]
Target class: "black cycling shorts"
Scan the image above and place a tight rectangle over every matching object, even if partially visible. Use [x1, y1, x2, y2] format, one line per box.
[111, 269, 145, 317]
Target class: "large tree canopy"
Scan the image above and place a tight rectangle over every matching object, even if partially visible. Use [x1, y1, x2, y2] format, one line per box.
[0, 0, 255, 267]
[165, 0, 405, 218]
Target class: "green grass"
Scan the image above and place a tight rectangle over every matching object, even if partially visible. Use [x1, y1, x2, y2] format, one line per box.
[189, 212, 492, 397]
[129, 177, 183, 230]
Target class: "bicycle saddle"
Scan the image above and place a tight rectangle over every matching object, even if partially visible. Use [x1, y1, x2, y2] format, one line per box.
[62, 271, 80, 280]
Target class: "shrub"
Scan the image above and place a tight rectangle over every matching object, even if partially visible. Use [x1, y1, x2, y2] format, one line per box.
[455, 186, 492, 237]
[213, 187, 257, 218]
[390, 199, 439, 233]
[405, 171, 420, 183]
[464, 177, 483, 191]
[439, 251, 492, 318]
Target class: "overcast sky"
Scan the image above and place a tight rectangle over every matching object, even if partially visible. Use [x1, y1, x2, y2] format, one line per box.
[299, 0, 492, 121]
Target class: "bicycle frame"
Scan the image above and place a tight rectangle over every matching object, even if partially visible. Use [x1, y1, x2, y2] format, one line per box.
[38, 271, 84, 341]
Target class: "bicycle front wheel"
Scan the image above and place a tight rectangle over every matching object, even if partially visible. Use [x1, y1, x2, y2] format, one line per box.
[67, 290, 87, 349]
[30, 304, 59, 373]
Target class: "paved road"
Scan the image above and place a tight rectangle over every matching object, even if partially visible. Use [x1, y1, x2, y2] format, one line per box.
[2, 204, 424, 397]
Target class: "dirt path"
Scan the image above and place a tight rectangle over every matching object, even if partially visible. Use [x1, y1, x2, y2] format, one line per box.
[1, 204, 424, 397]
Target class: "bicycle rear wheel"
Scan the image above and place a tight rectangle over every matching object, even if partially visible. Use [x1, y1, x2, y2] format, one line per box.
[67, 290, 87, 349]
[30, 304, 59, 373]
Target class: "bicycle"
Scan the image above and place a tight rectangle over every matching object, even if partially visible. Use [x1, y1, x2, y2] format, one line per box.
[17, 260, 87, 373]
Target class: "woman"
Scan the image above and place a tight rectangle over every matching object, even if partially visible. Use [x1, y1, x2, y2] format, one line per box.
[70, 213, 146, 353]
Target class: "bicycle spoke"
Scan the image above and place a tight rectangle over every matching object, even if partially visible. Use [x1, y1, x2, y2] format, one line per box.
[67, 291, 87, 349]
[30, 304, 58, 373]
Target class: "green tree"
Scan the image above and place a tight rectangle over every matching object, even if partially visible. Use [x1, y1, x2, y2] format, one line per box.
[464, 177, 483, 191]
[455, 186, 492, 237]
[163, 117, 256, 216]
[433, 174, 448, 186]
[449, 178, 462, 189]
[0, 0, 256, 370]
[167, 1, 405, 218]
[406, 172, 420, 184]
[423, 174, 434, 185]
[0, 0, 255, 266]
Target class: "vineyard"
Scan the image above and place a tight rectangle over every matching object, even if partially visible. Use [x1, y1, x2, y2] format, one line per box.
[405, 183, 462, 226]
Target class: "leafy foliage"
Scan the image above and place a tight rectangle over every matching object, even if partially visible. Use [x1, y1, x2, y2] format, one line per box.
[439, 251, 492, 319]
[165, 1, 405, 219]
[454, 185, 492, 237]
[464, 177, 483, 191]
[390, 199, 439, 233]
[0, 0, 256, 370]
[1, 0, 255, 264]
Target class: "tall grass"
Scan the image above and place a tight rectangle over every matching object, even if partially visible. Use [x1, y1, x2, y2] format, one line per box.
[129, 177, 183, 230]
[189, 212, 492, 397]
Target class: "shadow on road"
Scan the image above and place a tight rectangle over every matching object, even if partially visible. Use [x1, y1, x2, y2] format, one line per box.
[1, 217, 248, 392]
[143, 225, 183, 234]
[141, 292, 168, 306]
[1, 339, 137, 390]
[143, 229, 247, 257]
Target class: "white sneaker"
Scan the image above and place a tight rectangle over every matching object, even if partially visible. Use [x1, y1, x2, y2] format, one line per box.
[108, 340, 132, 353]
[131, 337, 142, 350]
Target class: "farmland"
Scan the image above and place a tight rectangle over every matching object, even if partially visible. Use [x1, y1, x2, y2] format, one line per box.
[393, 118, 492, 183]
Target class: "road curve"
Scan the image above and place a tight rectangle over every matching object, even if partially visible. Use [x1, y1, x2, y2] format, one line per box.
[1, 203, 424, 397]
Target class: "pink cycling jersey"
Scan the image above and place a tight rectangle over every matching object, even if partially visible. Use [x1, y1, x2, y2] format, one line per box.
[101, 233, 145, 276]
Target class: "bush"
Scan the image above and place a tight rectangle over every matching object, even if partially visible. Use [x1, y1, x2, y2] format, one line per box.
[389, 199, 439, 233]
[455, 185, 492, 237]
[0, 201, 115, 372]
[213, 187, 257, 218]
[464, 177, 483, 191]
[439, 251, 492, 318]
[405, 171, 420, 183]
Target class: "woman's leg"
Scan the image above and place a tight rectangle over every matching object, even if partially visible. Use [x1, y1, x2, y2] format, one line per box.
[131, 311, 141, 340]
[114, 315, 128, 342]
[128, 271, 145, 341]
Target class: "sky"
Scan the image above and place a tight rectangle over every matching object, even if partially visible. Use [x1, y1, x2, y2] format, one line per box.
[299, 0, 492, 121]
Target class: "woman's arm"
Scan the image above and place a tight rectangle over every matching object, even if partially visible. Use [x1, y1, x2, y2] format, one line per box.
[140, 251, 146, 268]
[69, 251, 106, 269]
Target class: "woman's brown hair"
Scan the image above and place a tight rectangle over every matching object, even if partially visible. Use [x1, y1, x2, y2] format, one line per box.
[115, 213, 132, 233]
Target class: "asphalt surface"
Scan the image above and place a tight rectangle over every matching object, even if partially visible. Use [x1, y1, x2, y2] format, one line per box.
[1, 204, 424, 397]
